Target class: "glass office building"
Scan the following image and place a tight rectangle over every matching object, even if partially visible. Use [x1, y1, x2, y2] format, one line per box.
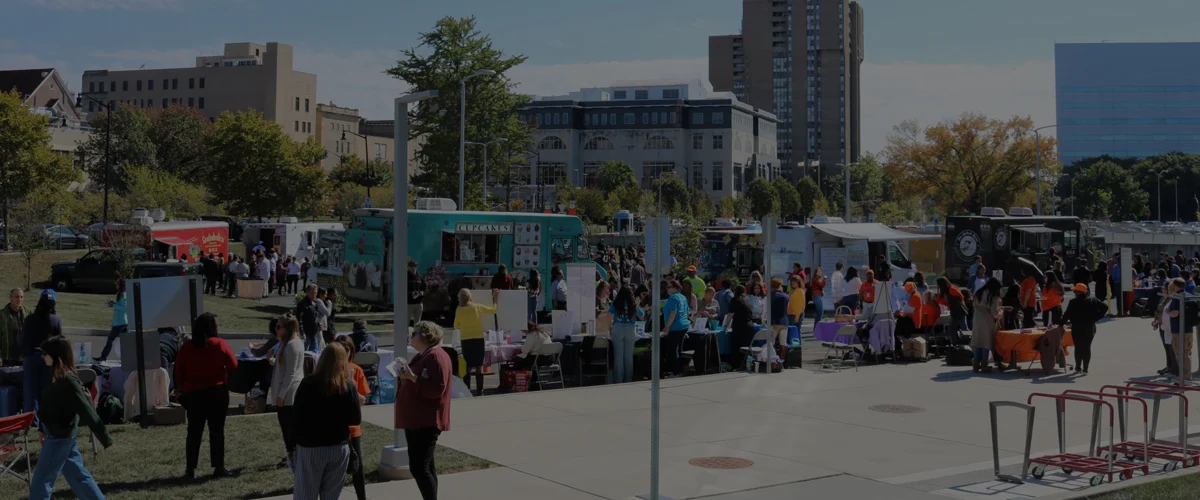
[1055, 42, 1200, 167]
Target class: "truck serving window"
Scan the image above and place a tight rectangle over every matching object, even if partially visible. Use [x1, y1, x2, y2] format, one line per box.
[441, 232, 499, 264]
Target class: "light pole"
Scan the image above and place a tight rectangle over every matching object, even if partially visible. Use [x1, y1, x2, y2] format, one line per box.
[1034, 124, 1058, 215]
[381, 88, 439, 479]
[459, 69, 496, 209]
[341, 130, 373, 198]
[1152, 170, 1166, 222]
[76, 93, 112, 224]
[836, 162, 857, 221]
[465, 138, 507, 205]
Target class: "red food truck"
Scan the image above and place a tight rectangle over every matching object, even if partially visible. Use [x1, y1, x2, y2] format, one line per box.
[102, 220, 229, 262]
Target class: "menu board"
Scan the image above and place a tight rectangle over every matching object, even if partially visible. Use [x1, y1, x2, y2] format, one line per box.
[514, 245, 540, 268]
[515, 222, 542, 245]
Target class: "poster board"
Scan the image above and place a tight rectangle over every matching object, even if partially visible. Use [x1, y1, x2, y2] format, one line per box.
[567, 263, 597, 324]
[127, 276, 204, 332]
[496, 290, 528, 332]
[469, 289, 498, 331]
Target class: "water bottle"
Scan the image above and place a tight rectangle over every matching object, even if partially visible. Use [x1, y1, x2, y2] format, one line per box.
[79, 343, 87, 364]
[746, 354, 754, 373]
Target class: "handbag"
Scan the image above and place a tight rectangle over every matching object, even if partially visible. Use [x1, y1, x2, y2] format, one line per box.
[346, 441, 361, 473]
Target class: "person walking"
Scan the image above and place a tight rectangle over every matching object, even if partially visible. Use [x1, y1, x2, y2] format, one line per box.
[20, 290, 62, 425]
[609, 287, 644, 384]
[291, 342, 362, 500]
[408, 261, 426, 327]
[1062, 283, 1108, 373]
[94, 279, 127, 362]
[1093, 262, 1110, 308]
[175, 312, 238, 479]
[301, 258, 312, 291]
[454, 289, 500, 395]
[396, 321, 453, 500]
[271, 314, 304, 469]
[971, 279, 1003, 373]
[29, 336, 113, 500]
[729, 286, 756, 370]
[0, 288, 25, 367]
[1163, 278, 1191, 381]
[334, 337, 371, 500]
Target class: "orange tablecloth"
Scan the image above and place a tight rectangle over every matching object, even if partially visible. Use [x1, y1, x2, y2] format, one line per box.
[994, 328, 1074, 363]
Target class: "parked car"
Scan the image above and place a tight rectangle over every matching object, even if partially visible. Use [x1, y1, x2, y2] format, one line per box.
[49, 248, 204, 293]
[30, 224, 90, 249]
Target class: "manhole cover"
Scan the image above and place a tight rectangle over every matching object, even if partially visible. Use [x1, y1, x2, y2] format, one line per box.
[688, 457, 754, 470]
[869, 404, 926, 414]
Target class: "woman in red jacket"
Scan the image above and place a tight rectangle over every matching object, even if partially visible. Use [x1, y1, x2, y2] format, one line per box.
[396, 320, 452, 500]
[175, 312, 238, 479]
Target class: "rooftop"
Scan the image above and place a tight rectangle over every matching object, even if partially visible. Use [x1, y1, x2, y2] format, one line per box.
[0, 68, 54, 96]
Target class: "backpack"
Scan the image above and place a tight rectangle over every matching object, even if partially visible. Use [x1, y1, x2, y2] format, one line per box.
[96, 392, 124, 425]
[945, 346, 975, 366]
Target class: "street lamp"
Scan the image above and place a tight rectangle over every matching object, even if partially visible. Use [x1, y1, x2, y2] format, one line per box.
[76, 93, 112, 224]
[459, 69, 496, 209]
[341, 130, 374, 198]
[1152, 170, 1166, 222]
[1034, 124, 1058, 215]
[465, 138, 507, 204]
[836, 162, 857, 221]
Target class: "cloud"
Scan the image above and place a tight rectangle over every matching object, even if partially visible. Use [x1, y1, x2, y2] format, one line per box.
[20, 0, 185, 10]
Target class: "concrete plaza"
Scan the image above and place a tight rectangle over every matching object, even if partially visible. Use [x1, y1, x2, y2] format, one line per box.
[265, 316, 1200, 499]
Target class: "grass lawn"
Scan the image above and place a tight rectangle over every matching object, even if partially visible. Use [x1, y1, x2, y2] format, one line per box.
[0, 416, 493, 500]
[1091, 471, 1200, 500]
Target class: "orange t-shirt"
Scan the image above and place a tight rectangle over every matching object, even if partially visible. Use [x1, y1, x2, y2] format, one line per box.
[348, 363, 370, 438]
[860, 281, 876, 303]
[1042, 287, 1063, 310]
[1020, 277, 1038, 308]
[907, 294, 924, 328]
[922, 303, 940, 328]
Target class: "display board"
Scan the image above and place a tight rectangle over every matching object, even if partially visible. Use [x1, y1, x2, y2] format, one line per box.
[644, 217, 672, 275]
[469, 289, 498, 331]
[127, 276, 204, 332]
[845, 240, 870, 271]
[819, 247, 848, 279]
[496, 290, 528, 332]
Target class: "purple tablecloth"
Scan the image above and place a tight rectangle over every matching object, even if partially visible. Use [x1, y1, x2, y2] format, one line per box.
[813, 320, 893, 354]
[813, 321, 859, 343]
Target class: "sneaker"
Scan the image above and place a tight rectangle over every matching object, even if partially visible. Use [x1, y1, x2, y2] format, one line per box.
[212, 468, 234, 478]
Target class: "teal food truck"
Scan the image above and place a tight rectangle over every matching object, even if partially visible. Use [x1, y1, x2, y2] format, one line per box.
[313, 207, 593, 311]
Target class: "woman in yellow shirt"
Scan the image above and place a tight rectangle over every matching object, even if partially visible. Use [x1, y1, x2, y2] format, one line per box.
[454, 288, 499, 396]
[787, 276, 807, 331]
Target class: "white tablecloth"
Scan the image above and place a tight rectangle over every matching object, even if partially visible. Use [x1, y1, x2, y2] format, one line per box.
[99, 361, 131, 400]
[484, 344, 519, 365]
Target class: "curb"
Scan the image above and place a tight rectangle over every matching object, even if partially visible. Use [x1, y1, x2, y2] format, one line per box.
[1038, 463, 1200, 500]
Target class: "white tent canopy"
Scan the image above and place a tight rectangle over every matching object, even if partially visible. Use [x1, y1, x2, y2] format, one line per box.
[810, 223, 941, 242]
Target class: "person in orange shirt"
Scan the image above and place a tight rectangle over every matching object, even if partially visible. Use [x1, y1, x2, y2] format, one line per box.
[894, 282, 924, 345]
[1041, 272, 1065, 327]
[860, 270, 877, 307]
[1019, 274, 1039, 328]
[334, 336, 371, 500]
[921, 290, 941, 333]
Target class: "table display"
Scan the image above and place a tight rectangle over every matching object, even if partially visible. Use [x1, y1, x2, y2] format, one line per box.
[995, 328, 1075, 365]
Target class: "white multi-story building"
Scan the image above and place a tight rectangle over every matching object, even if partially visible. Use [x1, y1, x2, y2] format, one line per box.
[514, 79, 778, 207]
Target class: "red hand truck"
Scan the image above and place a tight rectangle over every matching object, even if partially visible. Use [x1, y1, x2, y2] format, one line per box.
[1025, 393, 1143, 486]
[1060, 389, 1151, 479]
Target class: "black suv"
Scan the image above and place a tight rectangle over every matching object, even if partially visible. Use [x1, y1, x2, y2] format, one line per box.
[49, 248, 204, 293]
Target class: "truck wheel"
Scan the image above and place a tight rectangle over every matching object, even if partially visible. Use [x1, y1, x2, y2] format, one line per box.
[53, 275, 73, 292]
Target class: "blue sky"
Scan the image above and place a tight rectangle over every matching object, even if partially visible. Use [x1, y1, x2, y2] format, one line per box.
[3, 0, 1199, 153]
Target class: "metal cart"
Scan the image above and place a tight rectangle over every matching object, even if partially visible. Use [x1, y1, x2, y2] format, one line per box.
[1025, 393, 1143, 486]
[1108, 381, 1200, 470]
[1060, 389, 1152, 479]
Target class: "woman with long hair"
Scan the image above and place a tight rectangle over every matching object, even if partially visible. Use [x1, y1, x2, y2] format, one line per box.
[971, 279, 1003, 373]
[175, 312, 238, 479]
[526, 269, 542, 323]
[270, 313, 304, 469]
[29, 336, 112, 500]
[609, 286, 644, 383]
[937, 276, 968, 337]
[746, 282, 766, 323]
[454, 288, 500, 395]
[20, 289, 62, 427]
[596, 281, 612, 316]
[334, 336, 370, 500]
[811, 268, 827, 324]
[1042, 271, 1066, 326]
[840, 267, 862, 311]
[291, 342, 362, 499]
[95, 278, 127, 362]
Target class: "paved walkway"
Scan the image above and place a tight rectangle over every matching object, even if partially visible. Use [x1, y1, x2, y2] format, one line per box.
[262, 316, 1200, 499]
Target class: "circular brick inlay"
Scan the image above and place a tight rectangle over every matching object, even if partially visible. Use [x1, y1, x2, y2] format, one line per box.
[688, 457, 755, 470]
[869, 404, 926, 414]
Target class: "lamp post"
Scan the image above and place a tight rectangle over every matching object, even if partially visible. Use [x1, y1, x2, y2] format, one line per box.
[1152, 170, 1166, 222]
[380, 88, 439, 480]
[341, 130, 373, 198]
[1034, 124, 1058, 215]
[76, 93, 112, 224]
[459, 69, 496, 209]
[836, 162, 857, 221]
[465, 138, 507, 205]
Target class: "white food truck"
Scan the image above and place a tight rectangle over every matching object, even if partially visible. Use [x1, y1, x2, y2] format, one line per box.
[243, 218, 344, 261]
[764, 221, 940, 287]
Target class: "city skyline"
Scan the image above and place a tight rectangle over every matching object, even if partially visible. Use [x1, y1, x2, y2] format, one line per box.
[3, 0, 1200, 154]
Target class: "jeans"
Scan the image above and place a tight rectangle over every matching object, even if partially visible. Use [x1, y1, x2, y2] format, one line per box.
[812, 296, 824, 323]
[304, 332, 320, 352]
[406, 428, 442, 500]
[973, 347, 990, 362]
[527, 295, 538, 323]
[29, 432, 104, 500]
[611, 322, 636, 383]
[22, 354, 46, 428]
[183, 385, 229, 471]
[97, 324, 127, 361]
[666, 329, 688, 375]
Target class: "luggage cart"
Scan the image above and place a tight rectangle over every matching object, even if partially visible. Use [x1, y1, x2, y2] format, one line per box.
[1025, 393, 1141, 486]
[1060, 389, 1151, 479]
[1111, 381, 1200, 470]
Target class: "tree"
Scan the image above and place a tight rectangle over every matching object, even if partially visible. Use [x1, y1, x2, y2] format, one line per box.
[7, 204, 45, 290]
[689, 188, 715, 223]
[387, 16, 534, 208]
[151, 104, 213, 183]
[745, 177, 779, 220]
[773, 178, 801, 220]
[884, 113, 1058, 216]
[609, 185, 649, 213]
[597, 161, 636, 194]
[329, 155, 394, 195]
[718, 196, 749, 219]
[573, 188, 611, 225]
[77, 104, 156, 194]
[0, 90, 77, 250]
[795, 176, 825, 220]
[123, 164, 216, 220]
[1072, 160, 1149, 220]
[1130, 153, 1200, 222]
[205, 111, 327, 219]
[874, 201, 908, 225]
[652, 175, 690, 216]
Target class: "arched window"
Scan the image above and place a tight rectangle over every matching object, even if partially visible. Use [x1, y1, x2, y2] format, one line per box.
[644, 135, 674, 150]
[584, 136, 614, 150]
[538, 136, 566, 150]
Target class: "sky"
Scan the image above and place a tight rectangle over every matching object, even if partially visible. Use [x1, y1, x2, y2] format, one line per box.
[3, 0, 1200, 154]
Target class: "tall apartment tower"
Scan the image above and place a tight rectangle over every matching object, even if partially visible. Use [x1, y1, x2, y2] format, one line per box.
[710, 0, 863, 178]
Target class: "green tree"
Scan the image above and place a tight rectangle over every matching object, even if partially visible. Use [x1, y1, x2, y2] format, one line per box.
[205, 111, 327, 219]
[573, 188, 611, 224]
[690, 188, 715, 223]
[670, 216, 704, 276]
[123, 164, 216, 220]
[874, 201, 908, 225]
[746, 177, 779, 220]
[1130, 152, 1200, 222]
[1074, 160, 1149, 220]
[773, 178, 801, 220]
[597, 161, 636, 194]
[150, 104, 212, 183]
[795, 176, 825, 220]
[387, 16, 533, 208]
[652, 175, 690, 216]
[77, 104, 156, 193]
[330, 155, 394, 195]
[609, 185, 648, 213]
[0, 90, 77, 250]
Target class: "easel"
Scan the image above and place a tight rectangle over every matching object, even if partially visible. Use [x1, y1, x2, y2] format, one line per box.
[128, 276, 202, 427]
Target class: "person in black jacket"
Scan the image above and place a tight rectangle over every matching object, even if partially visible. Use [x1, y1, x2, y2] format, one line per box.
[296, 284, 320, 351]
[1071, 261, 1091, 286]
[291, 342, 361, 499]
[729, 286, 756, 370]
[1061, 283, 1109, 373]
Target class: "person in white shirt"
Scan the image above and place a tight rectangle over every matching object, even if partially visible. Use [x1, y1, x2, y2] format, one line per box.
[840, 266, 863, 310]
[287, 258, 301, 295]
[227, 258, 242, 298]
[257, 257, 272, 297]
[968, 264, 990, 295]
[830, 262, 846, 308]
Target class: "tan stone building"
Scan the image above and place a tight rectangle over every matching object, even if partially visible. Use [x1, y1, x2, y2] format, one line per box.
[314, 102, 424, 177]
[81, 42, 317, 142]
[0, 68, 92, 189]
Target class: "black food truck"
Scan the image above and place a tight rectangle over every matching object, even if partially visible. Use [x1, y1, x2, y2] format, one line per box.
[944, 207, 1084, 284]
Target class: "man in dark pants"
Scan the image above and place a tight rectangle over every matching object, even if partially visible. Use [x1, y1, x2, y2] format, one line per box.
[296, 284, 320, 351]
[1111, 257, 1125, 317]
[1062, 283, 1108, 373]
[201, 254, 219, 295]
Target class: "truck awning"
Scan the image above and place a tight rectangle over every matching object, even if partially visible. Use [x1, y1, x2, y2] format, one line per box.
[810, 223, 941, 242]
[1011, 225, 1061, 235]
[153, 236, 193, 247]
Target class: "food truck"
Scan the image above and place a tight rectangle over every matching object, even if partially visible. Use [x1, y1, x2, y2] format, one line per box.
[944, 208, 1083, 284]
[313, 207, 593, 309]
[243, 218, 343, 261]
[101, 209, 229, 261]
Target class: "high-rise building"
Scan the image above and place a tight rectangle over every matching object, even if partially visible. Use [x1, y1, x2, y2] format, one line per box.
[81, 42, 317, 142]
[1056, 42, 1200, 167]
[709, 0, 863, 178]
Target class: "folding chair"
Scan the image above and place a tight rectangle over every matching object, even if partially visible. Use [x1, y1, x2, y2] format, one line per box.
[77, 368, 99, 459]
[0, 413, 36, 484]
[821, 324, 859, 372]
[532, 342, 565, 390]
[739, 328, 774, 372]
[353, 352, 381, 403]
